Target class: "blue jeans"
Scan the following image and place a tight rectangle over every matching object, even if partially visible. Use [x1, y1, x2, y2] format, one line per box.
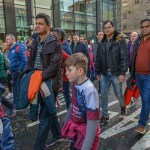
[62, 81, 71, 110]
[135, 73, 150, 127]
[100, 72, 125, 117]
[0, 117, 14, 150]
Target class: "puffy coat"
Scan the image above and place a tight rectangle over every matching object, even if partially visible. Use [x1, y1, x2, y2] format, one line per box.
[7, 42, 27, 73]
[95, 31, 129, 76]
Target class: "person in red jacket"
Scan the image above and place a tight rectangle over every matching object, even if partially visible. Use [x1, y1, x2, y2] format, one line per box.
[52, 28, 72, 110]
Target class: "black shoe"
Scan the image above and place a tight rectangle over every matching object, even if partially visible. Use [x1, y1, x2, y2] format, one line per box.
[45, 136, 63, 147]
[100, 116, 110, 126]
[121, 106, 127, 115]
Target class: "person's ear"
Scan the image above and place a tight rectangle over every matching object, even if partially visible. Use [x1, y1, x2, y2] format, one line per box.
[78, 68, 84, 75]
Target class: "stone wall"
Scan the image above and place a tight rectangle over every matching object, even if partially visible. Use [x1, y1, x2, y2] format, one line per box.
[122, 0, 150, 35]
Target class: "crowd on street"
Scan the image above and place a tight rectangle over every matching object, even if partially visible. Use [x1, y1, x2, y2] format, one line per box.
[0, 13, 149, 150]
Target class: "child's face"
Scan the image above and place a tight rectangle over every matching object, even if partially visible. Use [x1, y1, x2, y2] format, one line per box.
[65, 66, 79, 83]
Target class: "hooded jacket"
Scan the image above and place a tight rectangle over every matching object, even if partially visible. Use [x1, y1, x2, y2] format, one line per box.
[95, 31, 129, 76]
[27, 34, 63, 91]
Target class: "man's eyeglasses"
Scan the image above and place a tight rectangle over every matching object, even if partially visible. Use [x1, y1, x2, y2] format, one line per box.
[140, 25, 150, 29]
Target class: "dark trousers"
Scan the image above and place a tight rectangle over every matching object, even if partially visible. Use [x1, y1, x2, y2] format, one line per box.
[12, 71, 20, 107]
[0, 96, 14, 110]
[62, 81, 71, 110]
[0, 78, 7, 86]
[34, 101, 61, 150]
[34, 91, 61, 150]
[7, 73, 12, 93]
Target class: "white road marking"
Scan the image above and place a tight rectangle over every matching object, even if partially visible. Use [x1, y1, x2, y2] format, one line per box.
[108, 100, 118, 107]
[101, 108, 141, 139]
[26, 121, 39, 128]
[121, 116, 139, 122]
[57, 110, 67, 116]
[26, 99, 119, 128]
[26, 109, 67, 128]
[130, 130, 150, 150]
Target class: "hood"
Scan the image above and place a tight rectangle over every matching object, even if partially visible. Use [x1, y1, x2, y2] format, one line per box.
[102, 31, 125, 43]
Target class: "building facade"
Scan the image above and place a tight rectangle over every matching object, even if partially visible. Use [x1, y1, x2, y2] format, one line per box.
[122, 0, 150, 35]
[0, 0, 121, 41]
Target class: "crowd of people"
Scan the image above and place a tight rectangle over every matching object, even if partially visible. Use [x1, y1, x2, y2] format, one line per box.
[0, 12, 149, 150]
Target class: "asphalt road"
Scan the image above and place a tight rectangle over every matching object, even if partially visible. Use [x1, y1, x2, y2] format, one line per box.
[9, 80, 150, 150]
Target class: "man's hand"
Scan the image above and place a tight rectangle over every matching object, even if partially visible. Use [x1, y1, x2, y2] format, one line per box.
[119, 75, 125, 83]
[96, 75, 101, 81]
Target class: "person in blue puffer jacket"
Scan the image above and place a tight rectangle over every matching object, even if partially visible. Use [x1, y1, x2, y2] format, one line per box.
[6, 34, 27, 108]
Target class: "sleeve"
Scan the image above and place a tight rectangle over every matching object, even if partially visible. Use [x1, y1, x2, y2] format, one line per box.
[64, 104, 72, 124]
[18, 46, 27, 72]
[63, 50, 69, 62]
[85, 88, 99, 120]
[81, 120, 99, 150]
[83, 44, 89, 59]
[120, 38, 129, 75]
[42, 41, 63, 80]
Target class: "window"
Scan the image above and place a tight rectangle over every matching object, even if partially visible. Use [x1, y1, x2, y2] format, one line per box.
[146, 0, 150, 2]
[74, 0, 85, 14]
[122, 14, 127, 19]
[35, 0, 52, 9]
[135, 0, 139, 4]
[60, 0, 73, 12]
[146, 10, 150, 16]
[122, 24, 126, 30]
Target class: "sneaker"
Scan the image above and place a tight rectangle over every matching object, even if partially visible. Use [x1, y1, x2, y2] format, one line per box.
[8, 108, 16, 118]
[100, 116, 110, 126]
[135, 126, 147, 134]
[45, 136, 63, 147]
[121, 106, 127, 115]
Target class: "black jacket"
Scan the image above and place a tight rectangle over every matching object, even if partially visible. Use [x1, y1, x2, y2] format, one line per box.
[70, 41, 89, 59]
[27, 34, 63, 91]
[95, 31, 129, 76]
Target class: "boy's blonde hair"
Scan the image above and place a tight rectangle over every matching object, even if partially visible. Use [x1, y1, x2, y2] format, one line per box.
[65, 53, 88, 74]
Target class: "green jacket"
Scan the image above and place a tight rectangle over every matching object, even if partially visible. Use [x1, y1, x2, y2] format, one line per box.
[0, 52, 8, 78]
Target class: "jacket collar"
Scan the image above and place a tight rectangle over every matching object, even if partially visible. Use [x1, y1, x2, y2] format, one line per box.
[102, 31, 124, 43]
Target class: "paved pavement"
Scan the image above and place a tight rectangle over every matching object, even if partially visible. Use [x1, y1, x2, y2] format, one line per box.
[8, 80, 150, 150]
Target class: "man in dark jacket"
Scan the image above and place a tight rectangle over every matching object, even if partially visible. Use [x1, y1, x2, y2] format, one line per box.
[70, 34, 88, 59]
[95, 21, 129, 125]
[130, 19, 150, 134]
[93, 31, 104, 95]
[27, 13, 63, 149]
